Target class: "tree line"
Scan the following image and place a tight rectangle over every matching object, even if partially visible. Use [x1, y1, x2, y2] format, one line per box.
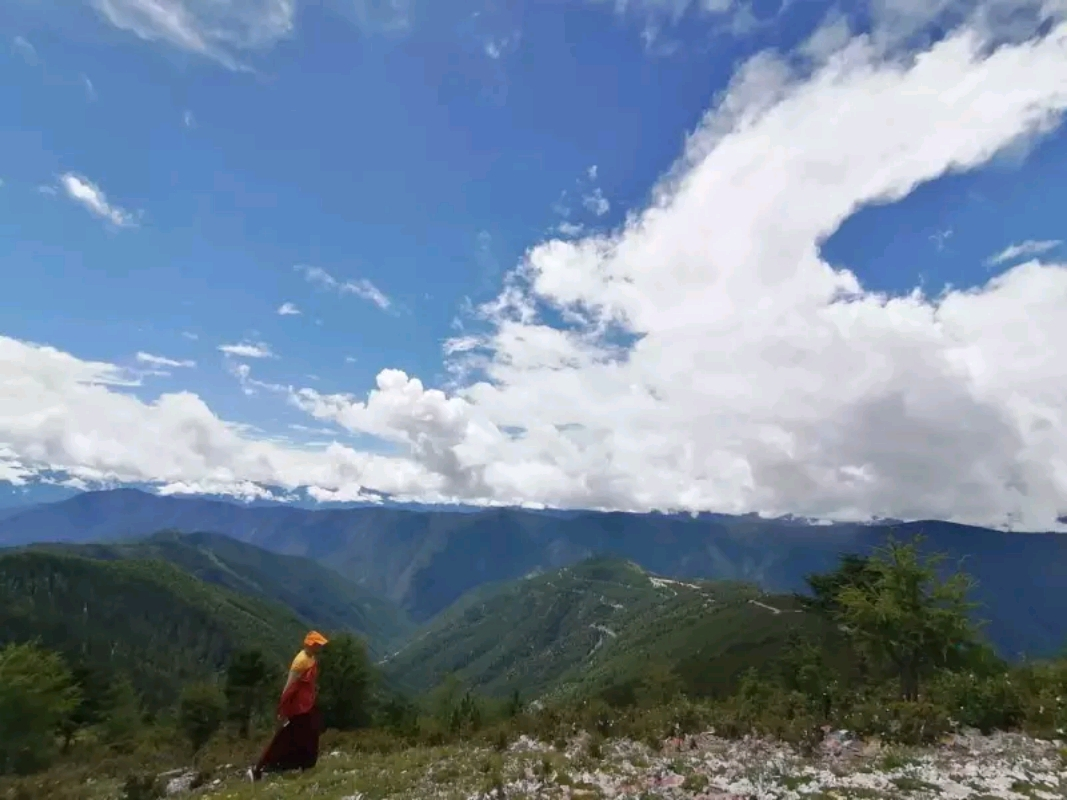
[1, 536, 1065, 785]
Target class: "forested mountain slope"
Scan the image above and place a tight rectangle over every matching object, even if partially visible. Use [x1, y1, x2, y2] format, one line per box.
[1, 489, 1063, 657]
[0, 550, 305, 707]
[383, 557, 839, 701]
[28, 530, 412, 656]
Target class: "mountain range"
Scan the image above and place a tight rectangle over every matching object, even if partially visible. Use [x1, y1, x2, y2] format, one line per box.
[0, 488, 1064, 658]
[0, 536, 829, 713]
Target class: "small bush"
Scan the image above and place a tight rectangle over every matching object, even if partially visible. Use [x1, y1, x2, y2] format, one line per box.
[376, 693, 420, 739]
[666, 700, 710, 737]
[1015, 661, 1067, 739]
[579, 698, 615, 737]
[488, 727, 511, 752]
[349, 728, 407, 754]
[928, 670, 1024, 734]
[586, 731, 605, 760]
[120, 774, 163, 800]
[846, 698, 951, 745]
[683, 773, 709, 792]
[706, 675, 824, 745]
[0, 774, 91, 800]
[418, 717, 449, 747]
[177, 683, 226, 755]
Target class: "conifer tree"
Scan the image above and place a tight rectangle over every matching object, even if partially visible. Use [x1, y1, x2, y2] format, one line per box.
[834, 537, 978, 701]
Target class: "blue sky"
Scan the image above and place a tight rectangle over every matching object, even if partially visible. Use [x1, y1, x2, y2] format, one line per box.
[1, 0, 1066, 528]
[3, 1, 744, 423]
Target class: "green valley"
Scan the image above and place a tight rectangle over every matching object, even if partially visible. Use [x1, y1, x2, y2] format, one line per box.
[382, 556, 839, 702]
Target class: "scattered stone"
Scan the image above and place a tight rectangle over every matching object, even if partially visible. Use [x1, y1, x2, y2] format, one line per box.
[508, 734, 550, 753]
[468, 729, 1063, 799]
[161, 769, 197, 795]
[820, 728, 861, 758]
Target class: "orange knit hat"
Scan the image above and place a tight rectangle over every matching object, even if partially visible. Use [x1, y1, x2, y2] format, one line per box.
[304, 630, 328, 647]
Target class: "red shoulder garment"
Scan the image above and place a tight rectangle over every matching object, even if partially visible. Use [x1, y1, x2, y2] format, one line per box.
[278, 660, 318, 718]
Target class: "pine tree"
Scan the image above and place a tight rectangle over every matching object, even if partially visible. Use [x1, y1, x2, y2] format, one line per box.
[834, 536, 979, 701]
[0, 642, 80, 774]
[318, 633, 375, 731]
[100, 675, 144, 753]
[177, 682, 226, 756]
[224, 648, 272, 738]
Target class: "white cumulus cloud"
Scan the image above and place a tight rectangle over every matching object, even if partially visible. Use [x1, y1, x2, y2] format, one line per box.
[0, 336, 432, 499]
[59, 173, 137, 228]
[4, 12, 1067, 529]
[987, 239, 1063, 266]
[277, 302, 301, 316]
[291, 17, 1067, 529]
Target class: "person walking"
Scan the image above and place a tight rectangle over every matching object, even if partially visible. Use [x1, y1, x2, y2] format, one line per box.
[248, 631, 328, 782]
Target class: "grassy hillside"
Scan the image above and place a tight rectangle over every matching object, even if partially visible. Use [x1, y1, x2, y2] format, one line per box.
[29, 530, 413, 656]
[0, 550, 307, 707]
[5, 535, 1067, 795]
[383, 557, 838, 701]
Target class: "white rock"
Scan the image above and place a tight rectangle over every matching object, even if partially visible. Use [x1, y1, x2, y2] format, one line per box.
[163, 770, 197, 795]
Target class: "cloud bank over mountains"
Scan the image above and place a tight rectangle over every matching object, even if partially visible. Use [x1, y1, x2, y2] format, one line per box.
[4, 9, 1067, 529]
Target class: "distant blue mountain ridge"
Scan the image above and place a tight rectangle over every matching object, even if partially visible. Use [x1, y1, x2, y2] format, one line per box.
[0, 485, 1063, 660]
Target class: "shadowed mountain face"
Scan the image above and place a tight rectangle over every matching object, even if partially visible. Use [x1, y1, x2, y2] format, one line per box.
[0, 489, 1064, 658]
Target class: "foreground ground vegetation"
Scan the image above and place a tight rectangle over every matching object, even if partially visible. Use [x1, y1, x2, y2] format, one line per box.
[1, 537, 1064, 799]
